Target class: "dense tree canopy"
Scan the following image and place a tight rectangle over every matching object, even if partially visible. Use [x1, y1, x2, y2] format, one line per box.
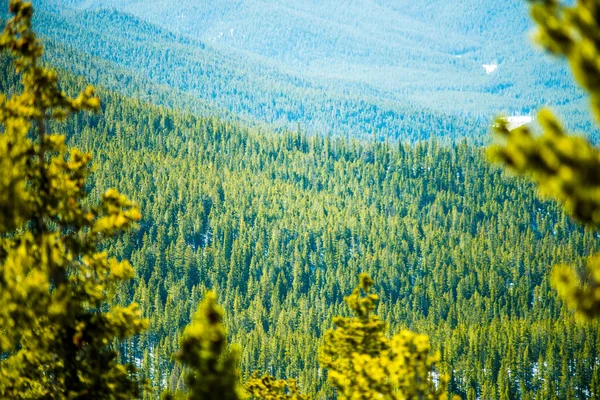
[490, 0, 600, 320]
[2, 0, 600, 399]
[0, 1, 147, 398]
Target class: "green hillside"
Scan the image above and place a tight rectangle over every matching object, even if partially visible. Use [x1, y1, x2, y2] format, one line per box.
[1, 53, 590, 397]
[27, 5, 485, 140]
[3, 1, 600, 399]
[30, 0, 597, 139]
[40, 0, 589, 136]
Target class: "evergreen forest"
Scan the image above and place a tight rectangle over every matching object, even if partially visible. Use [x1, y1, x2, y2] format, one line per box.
[4, 0, 600, 399]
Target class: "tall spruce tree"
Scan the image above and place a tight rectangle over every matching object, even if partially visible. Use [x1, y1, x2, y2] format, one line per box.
[162, 291, 242, 400]
[0, 1, 148, 398]
[318, 274, 451, 400]
[489, 0, 600, 318]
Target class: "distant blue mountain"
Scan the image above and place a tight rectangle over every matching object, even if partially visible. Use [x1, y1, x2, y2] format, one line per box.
[32, 0, 595, 138]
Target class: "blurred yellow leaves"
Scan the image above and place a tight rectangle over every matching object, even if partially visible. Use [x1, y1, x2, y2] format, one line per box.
[0, 1, 147, 397]
[319, 274, 451, 400]
[490, 0, 600, 319]
[164, 291, 242, 400]
[245, 373, 311, 400]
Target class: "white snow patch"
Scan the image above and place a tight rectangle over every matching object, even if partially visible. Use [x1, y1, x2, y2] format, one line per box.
[483, 63, 498, 74]
[505, 115, 533, 130]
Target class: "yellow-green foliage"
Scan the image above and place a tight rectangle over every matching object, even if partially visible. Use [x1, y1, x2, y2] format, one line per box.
[489, 0, 600, 319]
[552, 254, 600, 319]
[163, 291, 242, 400]
[319, 274, 450, 400]
[0, 1, 147, 398]
[489, 110, 600, 225]
[530, 0, 600, 120]
[244, 372, 311, 400]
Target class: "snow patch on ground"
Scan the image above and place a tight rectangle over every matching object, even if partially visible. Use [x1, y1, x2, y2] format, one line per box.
[483, 63, 498, 74]
[506, 115, 532, 130]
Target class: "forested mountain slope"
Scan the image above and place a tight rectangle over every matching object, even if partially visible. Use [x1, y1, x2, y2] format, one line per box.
[2, 1, 599, 398]
[2, 51, 594, 397]
[25, 4, 483, 141]
[26, 0, 597, 139]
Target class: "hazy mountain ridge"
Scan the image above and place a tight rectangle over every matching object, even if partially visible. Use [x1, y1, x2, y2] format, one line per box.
[33, 0, 594, 138]
[31, 3, 483, 140]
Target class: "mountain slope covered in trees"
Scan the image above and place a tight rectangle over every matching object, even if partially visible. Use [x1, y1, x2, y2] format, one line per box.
[1, 52, 592, 397]
[22, 0, 597, 139]
[25, 4, 482, 141]
[3, 1, 600, 399]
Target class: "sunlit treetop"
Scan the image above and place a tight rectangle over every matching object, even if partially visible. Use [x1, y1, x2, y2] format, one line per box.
[319, 274, 452, 400]
[489, 0, 600, 319]
[0, 1, 147, 398]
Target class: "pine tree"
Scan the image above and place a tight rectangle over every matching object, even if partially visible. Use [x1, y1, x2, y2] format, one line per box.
[318, 273, 451, 400]
[0, 1, 148, 398]
[489, 0, 600, 319]
[162, 291, 241, 400]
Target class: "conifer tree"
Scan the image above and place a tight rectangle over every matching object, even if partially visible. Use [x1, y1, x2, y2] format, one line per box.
[162, 291, 242, 400]
[319, 274, 450, 400]
[0, 1, 147, 398]
[489, 0, 600, 318]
